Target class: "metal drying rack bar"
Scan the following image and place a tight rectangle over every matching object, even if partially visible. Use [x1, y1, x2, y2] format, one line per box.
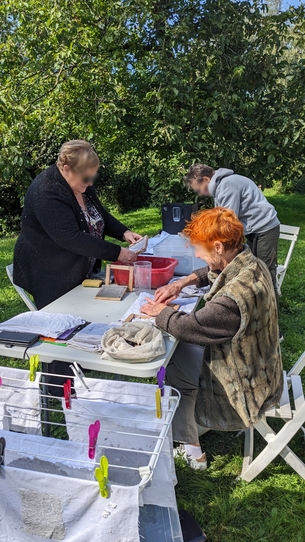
[0, 369, 180, 491]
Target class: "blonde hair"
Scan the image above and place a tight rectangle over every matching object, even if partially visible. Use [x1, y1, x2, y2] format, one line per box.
[57, 140, 99, 172]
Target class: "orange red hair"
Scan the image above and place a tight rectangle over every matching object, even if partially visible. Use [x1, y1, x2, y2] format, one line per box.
[183, 207, 244, 251]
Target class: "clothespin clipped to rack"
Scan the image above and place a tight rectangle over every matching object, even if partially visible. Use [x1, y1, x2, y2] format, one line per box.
[63, 379, 72, 410]
[157, 367, 166, 397]
[155, 388, 162, 419]
[95, 455, 109, 498]
[88, 420, 100, 460]
[29, 355, 39, 382]
[70, 362, 90, 391]
[0, 377, 2, 387]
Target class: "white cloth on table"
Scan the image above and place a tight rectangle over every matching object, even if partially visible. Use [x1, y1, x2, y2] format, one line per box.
[63, 378, 177, 509]
[120, 292, 198, 323]
[0, 430, 139, 542]
[0, 367, 41, 434]
[0, 312, 85, 339]
[67, 322, 119, 353]
[101, 321, 166, 362]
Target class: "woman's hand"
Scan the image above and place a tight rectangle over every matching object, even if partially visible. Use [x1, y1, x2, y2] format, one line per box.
[154, 280, 184, 304]
[118, 247, 138, 265]
[123, 230, 143, 244]
[141, 298, 167, 317]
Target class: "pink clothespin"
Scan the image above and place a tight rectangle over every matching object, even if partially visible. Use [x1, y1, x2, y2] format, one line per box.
[63, 379, 72, 410]
[0, 377, 2, 387]
[88, 420, 100, 459]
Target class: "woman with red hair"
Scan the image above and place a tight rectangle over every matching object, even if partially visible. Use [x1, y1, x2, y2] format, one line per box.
[141, 207, 283, 470]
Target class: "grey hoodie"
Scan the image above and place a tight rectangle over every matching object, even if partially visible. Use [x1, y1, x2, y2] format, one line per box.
[208, 168, 279, 235]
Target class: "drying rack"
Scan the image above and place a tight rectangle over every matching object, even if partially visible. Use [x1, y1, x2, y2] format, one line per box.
[0, 364, 180, 492]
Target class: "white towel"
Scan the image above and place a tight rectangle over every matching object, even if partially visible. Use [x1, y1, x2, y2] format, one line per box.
[0, 312, 85, 339]
[68, 322, 118, 353]
[0, 367, 41, 434]
[1, 431, 139, 542]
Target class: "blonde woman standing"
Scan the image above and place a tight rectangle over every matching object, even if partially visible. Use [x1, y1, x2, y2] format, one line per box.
[14, 140, 141, 309]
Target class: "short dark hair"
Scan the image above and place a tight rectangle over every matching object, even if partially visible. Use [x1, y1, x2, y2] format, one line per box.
[184, 164, 215, 187]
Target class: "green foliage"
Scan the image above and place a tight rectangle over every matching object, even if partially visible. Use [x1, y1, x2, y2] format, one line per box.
[0, 0, 305, 226]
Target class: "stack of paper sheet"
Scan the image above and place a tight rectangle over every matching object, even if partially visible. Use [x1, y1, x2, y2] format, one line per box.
[67, 322, 118, 352]
[0, 312, 85, 339]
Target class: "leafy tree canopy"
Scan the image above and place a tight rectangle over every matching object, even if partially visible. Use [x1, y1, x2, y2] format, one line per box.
[0, 0, 305, 220]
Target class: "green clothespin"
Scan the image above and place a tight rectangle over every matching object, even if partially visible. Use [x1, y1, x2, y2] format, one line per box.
[95, 455, 109, 498]
[29, 355, 39, 382]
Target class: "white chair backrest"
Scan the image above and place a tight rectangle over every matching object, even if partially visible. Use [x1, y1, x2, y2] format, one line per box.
[279, 223, 300, 270]
[6, 264, 37, 311]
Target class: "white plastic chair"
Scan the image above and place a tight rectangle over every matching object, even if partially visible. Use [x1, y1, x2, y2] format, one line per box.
[240, 352, 305, 482]
[277, 224, 300, 295]
[6, 264, 37, 311]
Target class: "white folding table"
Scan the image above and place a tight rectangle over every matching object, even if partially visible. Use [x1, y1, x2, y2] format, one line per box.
[0, 285, 178, 378]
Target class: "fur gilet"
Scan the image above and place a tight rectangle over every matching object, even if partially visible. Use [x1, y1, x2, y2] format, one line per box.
[195, 246, 283, 431]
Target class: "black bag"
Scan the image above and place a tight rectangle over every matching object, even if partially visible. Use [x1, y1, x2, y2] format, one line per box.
[0, 330, 40, 348]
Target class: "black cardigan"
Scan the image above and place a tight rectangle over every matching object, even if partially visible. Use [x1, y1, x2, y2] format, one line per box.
[13, 164, 128, 309]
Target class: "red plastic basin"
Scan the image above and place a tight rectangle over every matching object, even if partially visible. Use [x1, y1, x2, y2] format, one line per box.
[113, 255, 179, 289]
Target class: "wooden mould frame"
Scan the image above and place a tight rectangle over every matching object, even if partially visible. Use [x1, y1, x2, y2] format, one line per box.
[105, 263, 134, 293]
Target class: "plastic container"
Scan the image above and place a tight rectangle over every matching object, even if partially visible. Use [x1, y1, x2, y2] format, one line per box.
[139, 504, 183, 541]
[139, 505, 207, 542]
[134, 261, 152, 293]
[113, 255, 179, 289]
[154, 235, 206, 276]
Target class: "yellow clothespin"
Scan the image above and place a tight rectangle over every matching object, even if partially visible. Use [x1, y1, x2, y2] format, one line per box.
[155, 388, 162, 419]
[29, 355, 39, 382]
[95, 455, 109, 498]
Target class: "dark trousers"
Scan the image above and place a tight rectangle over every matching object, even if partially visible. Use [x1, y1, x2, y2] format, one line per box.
[246, 225, 280, 306]
[165, 342, 204, 443]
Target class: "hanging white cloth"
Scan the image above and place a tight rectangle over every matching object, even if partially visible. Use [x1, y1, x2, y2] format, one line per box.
[0, 401, 9, 430]
[0, 430, 139, 542]
[0, 367, 41, 434]
[63, 378, 177, 509]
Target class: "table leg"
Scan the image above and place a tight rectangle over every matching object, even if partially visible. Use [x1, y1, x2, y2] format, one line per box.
[41, 362, 50, 437]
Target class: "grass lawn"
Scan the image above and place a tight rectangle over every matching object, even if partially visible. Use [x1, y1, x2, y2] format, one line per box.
[1, 192, 305, 541]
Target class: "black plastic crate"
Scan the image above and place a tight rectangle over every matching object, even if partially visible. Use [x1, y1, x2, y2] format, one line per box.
[162, 203, 199, 234]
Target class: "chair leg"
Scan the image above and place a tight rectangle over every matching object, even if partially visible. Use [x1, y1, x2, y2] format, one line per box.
[240, 407, 305, 482]
[242, 427, 254, 473]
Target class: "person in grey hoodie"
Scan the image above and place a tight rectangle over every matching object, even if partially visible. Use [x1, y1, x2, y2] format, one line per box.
[184, 164, 280, 299]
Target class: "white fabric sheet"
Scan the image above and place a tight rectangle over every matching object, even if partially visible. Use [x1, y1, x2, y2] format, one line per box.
[0, 312, 85, 338]
[63, 378, 177, 508]
[0, 431, 139, 542]
[0, 367, 41, 434]
[120, 292, 198, 322]
[0, 401, 9, 430]
[68, 322, 118, 353]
